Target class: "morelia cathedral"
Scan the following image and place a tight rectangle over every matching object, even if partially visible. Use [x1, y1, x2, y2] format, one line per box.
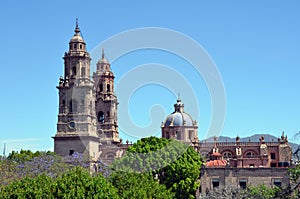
[53, 22, 293, 193]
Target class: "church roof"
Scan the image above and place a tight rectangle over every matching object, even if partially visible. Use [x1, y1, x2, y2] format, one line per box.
[163, 97, 195, 127]
[70, 19, 85, 43]
[205, 160, 227, 167]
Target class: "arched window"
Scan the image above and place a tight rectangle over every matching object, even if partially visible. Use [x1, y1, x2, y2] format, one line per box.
[245, 151, 256, 158]
[99, 84, 103, 92]
[74, 44, 77, 49]
[223, 152, 232, 158]
[106, 154, 115, 159]
[107, 84, 110, 92]
[98, 111, 105, 123]
[81, 67, 85, 77]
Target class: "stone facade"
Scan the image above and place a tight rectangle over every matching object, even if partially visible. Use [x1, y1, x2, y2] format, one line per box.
[201, 167, 290, 194]
[53, 21, 126, 162]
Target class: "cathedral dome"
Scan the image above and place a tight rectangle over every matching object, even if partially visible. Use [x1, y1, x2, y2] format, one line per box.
[70, 34, 84, 43]
[163, 98, 195, 127]
[69, 19, 85, 43]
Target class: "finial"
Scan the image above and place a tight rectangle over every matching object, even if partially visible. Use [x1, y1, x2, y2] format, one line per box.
[177, 92, 181, 102]
[102, 48, 105, 59]
[74, 18, 80, 34]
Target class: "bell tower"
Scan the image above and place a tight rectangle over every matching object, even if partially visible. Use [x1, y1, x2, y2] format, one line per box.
[53, 20, 99, 159]
[93, 49, 119, 144]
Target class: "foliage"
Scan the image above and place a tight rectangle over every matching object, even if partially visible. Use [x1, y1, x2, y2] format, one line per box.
[7, 149, 54, 163]
[201, 186, 244, 199]
[244, 184, 280, 199]
[1, 167, 119, 199]
[281, 164, 300, 198]
[52, 167, 119, 199]
[112, 136, 204, 199]
[110, 171, 174, 199]
[0, 174, 53, 199]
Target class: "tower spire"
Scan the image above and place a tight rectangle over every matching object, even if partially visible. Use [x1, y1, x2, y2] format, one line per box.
[102, 48, 105, 59]
[74, 18, 80, 34]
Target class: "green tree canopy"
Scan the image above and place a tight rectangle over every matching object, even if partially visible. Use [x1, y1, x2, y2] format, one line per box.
[110, 171, 174, 199]
[52, 167, 119, 199]
[112, 136, 204, 199]
[0, 174, 53, 199]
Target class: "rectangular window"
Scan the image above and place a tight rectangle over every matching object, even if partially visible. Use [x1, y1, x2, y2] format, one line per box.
[189, 130, 194, 140]
[164, 132, 169, 139]
[273, 179, 282, 187]
[212, 179, 219, 189]
[239, 180, 247, 189]
[271, 163, 277, 167]
[69, 149, 74, 156]
[176, 131, 181, 139]
[271, 153, 276, 160]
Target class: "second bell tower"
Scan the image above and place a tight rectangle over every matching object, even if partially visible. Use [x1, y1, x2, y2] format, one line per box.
[93, 50, 119, 144]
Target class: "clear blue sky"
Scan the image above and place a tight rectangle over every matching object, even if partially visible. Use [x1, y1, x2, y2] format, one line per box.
[0, 1, 300, 154]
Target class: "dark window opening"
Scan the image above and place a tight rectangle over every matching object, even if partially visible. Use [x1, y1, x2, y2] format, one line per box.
[74, 44, 77, 49]
[100, 84, 103, 92]
[107, 154, 114, 159]
[98, 111, 105, 123]
[165, 132, 169, 139]
[271, 153, 276, 160]
[246, 151, 256, 158]
[72, 66, 77, 76]
[107, 111, 110, 117]
[69, 101, 73, 112]
[79, 44, 82, 49]
[212, 180, 219, 189]
[274, 180, 282, 187]
[239, 180, 247, 189]
[81, 67, 86, 77]
[176, 131, 181, 139]
[62, 100, 66, 107]
[107, 84, 110, 92]
[223, 152, 232, 158]
[69, 100, 77, 113]
[271, 163, 277, 167]
[249, 164, 255, 167]
[69, 150, 75, 156]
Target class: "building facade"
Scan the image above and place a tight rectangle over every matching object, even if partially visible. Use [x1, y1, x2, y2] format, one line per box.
[160, 98, 292, 193]
[53, 21, 125, 162]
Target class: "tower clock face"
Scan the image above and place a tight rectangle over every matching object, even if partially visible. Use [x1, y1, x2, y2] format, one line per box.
[69, 121, 76, 129]
[97, 129, 103, 137]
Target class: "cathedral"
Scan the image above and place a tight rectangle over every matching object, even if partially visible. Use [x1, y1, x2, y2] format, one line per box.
[53, 21, 122, 162]
[53, 22, 293, 193]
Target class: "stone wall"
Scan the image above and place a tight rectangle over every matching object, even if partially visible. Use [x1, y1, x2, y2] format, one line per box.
[201, 167, 289, 194]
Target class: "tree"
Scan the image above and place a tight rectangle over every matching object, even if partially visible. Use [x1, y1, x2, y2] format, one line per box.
[7, 150, 54, 163]
[244, 184, 280, 199]
[110, 171, 174, 199]
[52, 167, 119, 199]
[0, 174, 53, 199]
[112, 136, 204, 199]
[279, 164, 300, 198]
